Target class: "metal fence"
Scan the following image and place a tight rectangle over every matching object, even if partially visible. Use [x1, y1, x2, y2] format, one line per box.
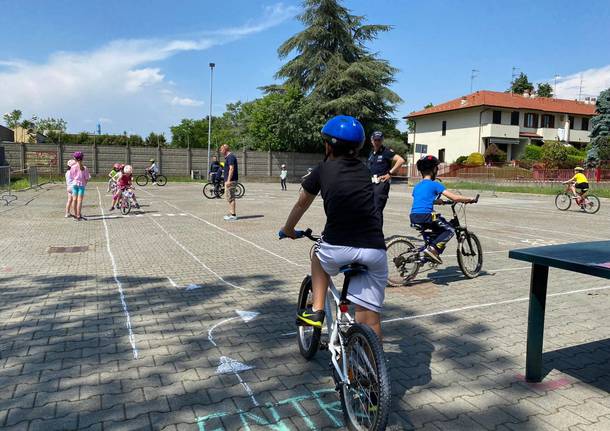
[0, 166, 17, 205]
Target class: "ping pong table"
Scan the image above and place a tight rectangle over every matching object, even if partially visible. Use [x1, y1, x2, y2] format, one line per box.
[509, 240, 610, 382]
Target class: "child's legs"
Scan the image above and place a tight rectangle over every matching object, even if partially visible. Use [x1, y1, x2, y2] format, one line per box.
[355, 305, 382, 340]
[65, 192, 73, 214]
[430, 216, 455, 254]
[311, 253, 330, 311]
[75, 196, 83, 216]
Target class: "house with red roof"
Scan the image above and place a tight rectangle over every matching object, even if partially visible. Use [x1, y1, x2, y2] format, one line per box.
[405, 90, 596, 163]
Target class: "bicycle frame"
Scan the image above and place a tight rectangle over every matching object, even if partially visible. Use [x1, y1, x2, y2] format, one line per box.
[323, 279, 353, 388]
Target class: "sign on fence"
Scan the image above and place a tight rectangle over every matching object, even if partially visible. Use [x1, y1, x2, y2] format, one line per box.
[26, 151, 57, 173]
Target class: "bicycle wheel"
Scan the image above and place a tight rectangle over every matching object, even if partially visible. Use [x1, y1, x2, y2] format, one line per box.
[340, 324, 390, 431]
[457, 232, 483, 278]
[203, 183, 216, 199]
[296, 275, 321, 360]
[155, 175, 167, 186]
[120, 198, 131, 215]
[583, 194, 600, 214]
[136, 175, 148, 186]
[555, 193, 571, 211]
[385, 236, 420, 286]
[235, 182, 245, 198]
[215, 186, 225, 198]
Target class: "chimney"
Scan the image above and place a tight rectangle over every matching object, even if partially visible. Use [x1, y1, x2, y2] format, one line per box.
[460, 97, 467, 106]
[523, 91, 530, 98]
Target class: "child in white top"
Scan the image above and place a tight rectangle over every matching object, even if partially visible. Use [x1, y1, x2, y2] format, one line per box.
[64, 160, 76, 218]
[280, 164, 288, 191]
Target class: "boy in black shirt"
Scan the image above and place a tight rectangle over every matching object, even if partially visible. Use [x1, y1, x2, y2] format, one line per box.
[281, 115, 387, 338]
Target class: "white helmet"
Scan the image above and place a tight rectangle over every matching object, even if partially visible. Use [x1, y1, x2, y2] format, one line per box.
[123, 164, 133, 174]
[281, 164, 286, 168]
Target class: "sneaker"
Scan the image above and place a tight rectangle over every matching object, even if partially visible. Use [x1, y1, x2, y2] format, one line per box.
[135, 204, 141, 209]
[109, 206, 115, 211]
[223, 214, 237, 221]
[423, 246, 443, 264]
[296, 307, 325, 328]
[64, 213, 70, 218]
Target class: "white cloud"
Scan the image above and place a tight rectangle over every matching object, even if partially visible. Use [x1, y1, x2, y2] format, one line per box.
[0, 3, 296, 135]
[171, 96, 204, 107]
[551, 65, 610, 100]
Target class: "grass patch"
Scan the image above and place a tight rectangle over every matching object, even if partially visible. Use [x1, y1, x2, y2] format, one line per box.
[10, 178, 30, 190]
[444, 181, 610, 199]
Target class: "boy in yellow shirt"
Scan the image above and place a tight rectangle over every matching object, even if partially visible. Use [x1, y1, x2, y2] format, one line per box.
[563, 167, 589, 204]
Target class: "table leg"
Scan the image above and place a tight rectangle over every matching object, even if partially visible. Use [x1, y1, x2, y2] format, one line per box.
[525, 263, 549, 382]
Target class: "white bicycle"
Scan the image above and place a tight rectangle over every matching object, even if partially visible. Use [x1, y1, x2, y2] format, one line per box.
[280, 228, 391, 431]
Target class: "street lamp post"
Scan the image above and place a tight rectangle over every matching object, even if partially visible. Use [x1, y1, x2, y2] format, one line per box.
[206, 62, 215, 176]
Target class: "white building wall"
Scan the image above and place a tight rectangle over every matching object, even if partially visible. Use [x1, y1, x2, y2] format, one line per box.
[412, 109, 483, 163]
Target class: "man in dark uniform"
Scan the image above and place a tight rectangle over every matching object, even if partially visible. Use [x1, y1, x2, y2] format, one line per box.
[367, 131, 405, 225]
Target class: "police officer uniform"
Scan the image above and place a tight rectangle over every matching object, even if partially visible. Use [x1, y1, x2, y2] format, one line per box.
[367, 132, 396, 224]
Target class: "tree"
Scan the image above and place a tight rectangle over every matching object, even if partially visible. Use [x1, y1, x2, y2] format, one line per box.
[3, 110, 22, 129]
[508, 72, 534, 95]
[145, 132, 166, 147]
[586, 88, 610, 165]
[35, 117, 67, 134]
[536, 82, 553, 98]
[484, 143, 507, 163]
[541, 140, 568, 168]
[424, 103, 434, 109]
[274, 0, 401, 130]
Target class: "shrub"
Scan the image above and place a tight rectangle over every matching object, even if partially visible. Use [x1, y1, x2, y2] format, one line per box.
[465, 152, 485, 166]
[455, 155, 468, 165]
[484, 144, 507, 163]
[523, 144, 543, 161]
[562, 154, 584, 169]
[541, 140, 568, 168]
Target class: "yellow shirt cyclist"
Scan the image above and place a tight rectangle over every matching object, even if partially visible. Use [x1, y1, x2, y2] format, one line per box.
[563, 167, 589, 199]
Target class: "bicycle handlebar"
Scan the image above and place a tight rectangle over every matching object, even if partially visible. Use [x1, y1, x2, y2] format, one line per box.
[436, 193, 479, 206]
[278, 228, 318, 241]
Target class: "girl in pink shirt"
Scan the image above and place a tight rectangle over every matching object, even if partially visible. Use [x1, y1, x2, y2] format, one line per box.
[69, 151, 91, 221]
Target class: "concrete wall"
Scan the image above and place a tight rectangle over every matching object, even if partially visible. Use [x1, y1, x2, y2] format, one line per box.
[0, 143, 323, 180]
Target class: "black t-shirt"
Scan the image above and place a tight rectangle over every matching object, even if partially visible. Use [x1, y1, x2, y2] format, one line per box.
[302, 158, 385, 250]
[224, 153, 238, 182]
[210, 161, 221, 173]
[367, 145, 395, 176]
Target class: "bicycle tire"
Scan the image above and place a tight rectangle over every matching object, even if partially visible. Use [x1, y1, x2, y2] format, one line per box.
[583, 194, 600, 214]
[136, 175, 148, 187]
[340, 323, 391, 431]
[235, 182, 245, 198]
[120, 198, 131, 215]
[555, 193, 571, 211]
[296, 275, 321, 360]
[203, 183, 217, 199]
[155, 175, 167, 186]
[385, 236, 420, 286]
[457, 232, 483, 278]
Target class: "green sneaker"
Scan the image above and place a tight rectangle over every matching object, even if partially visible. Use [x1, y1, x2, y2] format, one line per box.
[296, 307, 325, 328]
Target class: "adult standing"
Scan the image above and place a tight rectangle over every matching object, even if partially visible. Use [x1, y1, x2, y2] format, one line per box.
[280, 164, 288, 191]
[220, 144, 238, 221]
[69, 151, 91, 221]
[367, 131, 405, 225]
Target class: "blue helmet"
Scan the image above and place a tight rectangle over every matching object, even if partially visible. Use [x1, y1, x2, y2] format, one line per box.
[321, 115, 365, 150]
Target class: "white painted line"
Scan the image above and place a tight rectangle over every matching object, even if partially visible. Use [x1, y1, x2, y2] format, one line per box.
[216, 356, 259, 407]
[138, 187, 154, 196]
[136, 214, 144, 217]
[96, 187, 139, 359]
[208, 310, 260, 346]
[151, 213, 162, 217]
[425, 265, 530, 280]
[179, 213, 187, 216]
[148, 216, 246, 291]
[186, 283, 202, 290]
[167, 277, 178, 288]
[163, 201, 307, 268]
[167, 213, 176, 217]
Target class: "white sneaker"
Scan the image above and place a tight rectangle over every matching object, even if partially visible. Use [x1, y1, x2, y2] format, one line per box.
[223, 215, 237, 221]
[64, 213, 70, 218]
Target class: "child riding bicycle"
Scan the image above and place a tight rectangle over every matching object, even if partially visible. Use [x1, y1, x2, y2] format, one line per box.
[110, 164, 140, 210]
[107, 163, 122, 192]
[146, 159, 159, 184]
[411, 155, 476, 264]
[563, 166, 589, 205]
[280, 115, 387, 339]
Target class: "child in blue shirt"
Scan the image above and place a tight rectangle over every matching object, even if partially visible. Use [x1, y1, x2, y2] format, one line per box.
[411, 155, 476, 264]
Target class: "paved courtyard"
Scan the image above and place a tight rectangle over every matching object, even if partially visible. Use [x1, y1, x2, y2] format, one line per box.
[1, 181, 609, 430]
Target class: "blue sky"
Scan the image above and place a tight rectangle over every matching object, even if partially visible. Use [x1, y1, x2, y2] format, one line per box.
[1, 0, 609, 137]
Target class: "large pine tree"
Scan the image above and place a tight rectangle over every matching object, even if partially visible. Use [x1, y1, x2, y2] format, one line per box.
[586, 88, 610, 166]
[274, 0, 402, 128]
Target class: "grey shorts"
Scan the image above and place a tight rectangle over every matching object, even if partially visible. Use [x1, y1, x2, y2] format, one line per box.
[315, 242, 388, 313]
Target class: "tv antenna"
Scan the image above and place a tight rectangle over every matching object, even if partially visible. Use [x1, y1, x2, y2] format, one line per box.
[510, 66, 519, 94]
[470, 69, 479, 93]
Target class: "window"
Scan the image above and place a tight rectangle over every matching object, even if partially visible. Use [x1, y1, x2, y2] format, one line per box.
[511, 111, 520, 126]
[492, 110, 502, 124]
[441, 121, 447, 136]
[581, 117, 589, 131]
[415, 144, 428, 154]
[438, 149, 445, 163]
[524, 113, 538, 128]
[569, 116, 574, 129]
[541, 114, 555, 129]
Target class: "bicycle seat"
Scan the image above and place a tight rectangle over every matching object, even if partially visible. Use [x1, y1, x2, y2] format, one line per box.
[339, 263, 368, 277]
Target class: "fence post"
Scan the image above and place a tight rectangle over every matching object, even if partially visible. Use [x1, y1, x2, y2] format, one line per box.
[125, 142, 131, 165]
[242, 149, 248, 177]
[267, 150, 272, 177]
[157, 145, 162, 173]
[187, 146, 192, 177]
[92, 143, 98, 175]
[20, 142, 26, 171]
[57, 143, 63, 175]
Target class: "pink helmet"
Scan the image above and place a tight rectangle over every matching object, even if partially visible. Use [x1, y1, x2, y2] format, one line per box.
[113, 163, 121, 170]
[67, 159, 76, 167]
[123, 164, 133, 174]
[72, 151, 84, 160]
